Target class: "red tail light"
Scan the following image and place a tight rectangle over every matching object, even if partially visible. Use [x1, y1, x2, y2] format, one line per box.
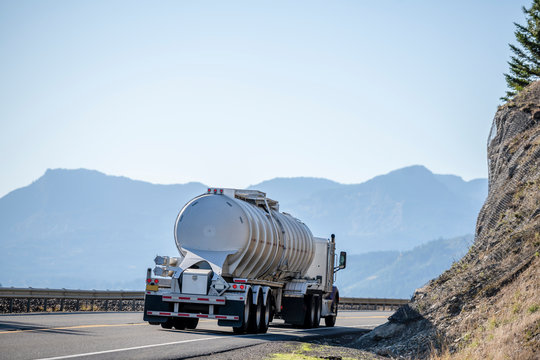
[240, 285, 245, 290]
[146, 279, 151, 283]
[154, 279, 159, 283]
[232, 284, 237, 289]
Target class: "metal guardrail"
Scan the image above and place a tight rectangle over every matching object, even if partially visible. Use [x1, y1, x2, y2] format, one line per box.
[0, 288, 408, 313]
[0, 287, 144, 313]
[0, 288, 143, 300]
[340, 297, 409, 311]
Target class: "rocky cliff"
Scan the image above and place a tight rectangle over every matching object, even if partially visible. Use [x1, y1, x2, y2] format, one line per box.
[356, 81, 540, 359]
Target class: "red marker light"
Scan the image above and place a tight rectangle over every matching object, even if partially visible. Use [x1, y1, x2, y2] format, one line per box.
[220, 189, 223, 193]
[232, 284, 237, 289]
[213, 189, 217, 193]
[240, 285, 245, 290]
[146, 279, 151, 283]
[208, 188, 211, 193]
[154, 279, 159, 284]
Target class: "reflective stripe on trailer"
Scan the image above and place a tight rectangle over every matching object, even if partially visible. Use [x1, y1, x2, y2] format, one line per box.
[161, 295, 229, 304]
[146, 310, 239, 320]
[162, 295, 237, 305]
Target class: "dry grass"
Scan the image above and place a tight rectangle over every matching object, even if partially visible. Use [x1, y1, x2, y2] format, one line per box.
[430, 256, 539, 360]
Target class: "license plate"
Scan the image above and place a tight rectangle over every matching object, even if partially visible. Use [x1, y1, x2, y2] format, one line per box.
[146, 284, 158, 291]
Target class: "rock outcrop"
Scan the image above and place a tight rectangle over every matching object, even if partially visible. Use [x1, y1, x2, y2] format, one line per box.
[356, 81, 540, 359]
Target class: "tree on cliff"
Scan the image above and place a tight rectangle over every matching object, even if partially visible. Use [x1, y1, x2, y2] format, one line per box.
[503, 0, 540, 101]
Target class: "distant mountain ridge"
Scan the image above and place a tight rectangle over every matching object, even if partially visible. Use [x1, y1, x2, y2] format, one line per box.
[0, 166, 486, 291]
[250, 165, 487, 252]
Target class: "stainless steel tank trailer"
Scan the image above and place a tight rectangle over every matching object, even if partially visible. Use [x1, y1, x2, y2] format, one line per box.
[144, 188, 347, 334]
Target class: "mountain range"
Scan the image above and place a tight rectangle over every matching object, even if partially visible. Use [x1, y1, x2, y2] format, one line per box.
[0, 166, 486, 293]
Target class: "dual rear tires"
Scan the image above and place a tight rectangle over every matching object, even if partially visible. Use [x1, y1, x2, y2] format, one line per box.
[160, 317, 199, 330]
[303, 294, 321, 329]
[233, 290, 271, 334]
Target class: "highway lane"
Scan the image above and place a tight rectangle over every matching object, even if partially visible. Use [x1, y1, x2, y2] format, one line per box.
[0, 310, 393, 360]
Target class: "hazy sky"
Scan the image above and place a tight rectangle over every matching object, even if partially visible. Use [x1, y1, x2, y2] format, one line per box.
[0, 0, 529, 197]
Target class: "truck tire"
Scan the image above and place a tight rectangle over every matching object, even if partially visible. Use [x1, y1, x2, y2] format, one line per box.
[325, 295, 338, 327]
[247, 292, 262, 333]
[313, 295, 321, 328]
[160, 318, 174, 329]
[303, 295, 316, 329]
[185, 318, 198, 329]
[233, 290, 252, 334]
[173, 318, 186, 330]
[259, 291, 271, 334]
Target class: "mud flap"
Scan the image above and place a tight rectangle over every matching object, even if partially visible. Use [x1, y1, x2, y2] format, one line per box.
[143, 294, 171, 323]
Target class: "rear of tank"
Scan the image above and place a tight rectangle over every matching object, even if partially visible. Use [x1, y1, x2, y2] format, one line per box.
[174, 189, 315, 280]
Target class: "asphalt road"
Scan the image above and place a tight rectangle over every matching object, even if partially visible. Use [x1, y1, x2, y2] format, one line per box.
[0, 310, 393, 360]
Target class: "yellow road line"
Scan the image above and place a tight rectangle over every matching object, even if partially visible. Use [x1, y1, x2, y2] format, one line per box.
[0, 322, 147, 335]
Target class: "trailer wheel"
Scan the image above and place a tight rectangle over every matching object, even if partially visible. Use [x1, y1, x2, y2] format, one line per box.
[233, 290, 252, 334]
[247, 292, 262, 333]
[173, 318, 186, 330]
[160, 318, 174, 329]
[258, 291, 271, 334]
[303, 295, 316, 328]
[185, 318, 198, 329]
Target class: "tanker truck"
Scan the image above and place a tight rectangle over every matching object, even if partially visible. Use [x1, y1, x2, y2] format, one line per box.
[143, 188, 346, 334]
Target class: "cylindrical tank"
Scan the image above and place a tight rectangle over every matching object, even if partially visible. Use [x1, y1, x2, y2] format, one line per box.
[174, 190, 315, 280]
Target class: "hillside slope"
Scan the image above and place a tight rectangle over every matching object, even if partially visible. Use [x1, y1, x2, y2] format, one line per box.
[356, 81, 540, 359]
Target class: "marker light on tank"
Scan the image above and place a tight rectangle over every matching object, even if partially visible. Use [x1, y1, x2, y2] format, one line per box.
[154, 279, 159, 283]
[240, 285, 245, 290]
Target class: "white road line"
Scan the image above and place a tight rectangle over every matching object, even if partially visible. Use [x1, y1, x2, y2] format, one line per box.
[36, 336, 222, 360]
[35, 324, 372, 360]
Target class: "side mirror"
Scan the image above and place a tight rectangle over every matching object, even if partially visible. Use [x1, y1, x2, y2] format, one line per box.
[339, 251, 347, 269]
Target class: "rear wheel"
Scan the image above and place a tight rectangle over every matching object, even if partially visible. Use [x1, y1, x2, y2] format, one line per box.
[303, 295, 316, 328]
[173, 318, 186, 330]
[185, 318, 199, 329]
[258, 291, 271, 334]
[160, 318, 174, 329]
[313, 295, 321, 328]
[247, 292, 262, 333]
[232, 290, 252, 334]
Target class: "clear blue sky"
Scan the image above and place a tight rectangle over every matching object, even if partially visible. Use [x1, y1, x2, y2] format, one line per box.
[0, 0, 529, 197]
